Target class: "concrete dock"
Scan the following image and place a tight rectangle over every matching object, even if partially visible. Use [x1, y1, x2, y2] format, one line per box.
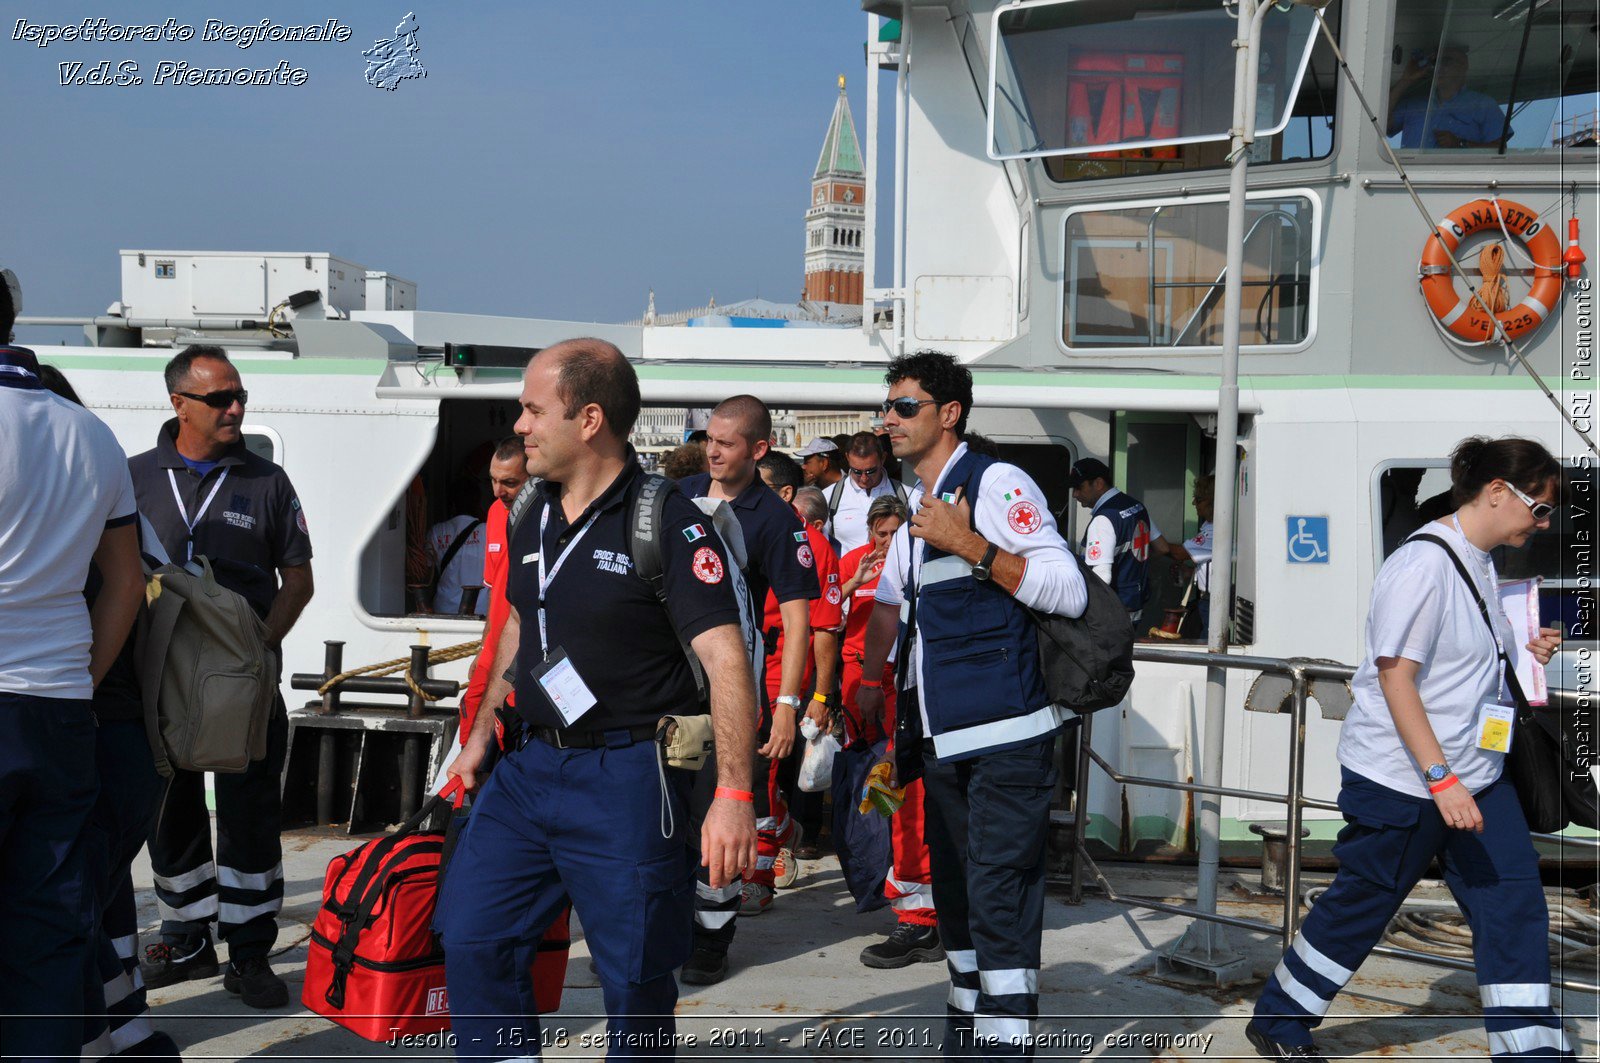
[131, 826, 1598, 1060]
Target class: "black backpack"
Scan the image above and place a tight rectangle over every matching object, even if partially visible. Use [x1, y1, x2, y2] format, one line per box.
[966, 459, 1135, 715]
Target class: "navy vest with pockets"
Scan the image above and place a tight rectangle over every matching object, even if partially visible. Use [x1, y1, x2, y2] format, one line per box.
[906, 450, 1051, 758]
[1085, 489, 1151, 613]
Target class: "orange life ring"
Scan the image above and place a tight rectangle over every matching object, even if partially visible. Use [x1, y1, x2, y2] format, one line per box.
[1419, 198, 1563, 344]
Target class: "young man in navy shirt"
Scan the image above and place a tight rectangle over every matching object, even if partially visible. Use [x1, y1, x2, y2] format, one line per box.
[438, 339, 758, 1058]
[677, 395, 819, 984]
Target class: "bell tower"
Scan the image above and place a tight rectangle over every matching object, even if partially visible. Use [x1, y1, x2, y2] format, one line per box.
[803, 76, 865, 306]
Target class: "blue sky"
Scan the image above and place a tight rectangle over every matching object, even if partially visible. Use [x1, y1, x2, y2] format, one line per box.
[6, 2, 892, 338]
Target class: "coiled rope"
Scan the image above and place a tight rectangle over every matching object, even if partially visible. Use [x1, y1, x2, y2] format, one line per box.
[1478, 242, 1510, 315]
[1306, 885, 1600, 966]
[317, 640, 482, 702]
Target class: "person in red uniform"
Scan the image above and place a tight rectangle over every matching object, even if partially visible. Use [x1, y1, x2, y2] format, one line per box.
[839, 493, 943, 968]
[751, 460, 842, 890]
[460, 438, 531, 740]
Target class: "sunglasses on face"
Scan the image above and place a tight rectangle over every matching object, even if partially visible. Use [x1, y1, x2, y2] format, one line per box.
[848, 465, 882, 479]
[178, 389, 248, 409]
[1504, 480, 1556, 521]
[880, 397, 939, 418]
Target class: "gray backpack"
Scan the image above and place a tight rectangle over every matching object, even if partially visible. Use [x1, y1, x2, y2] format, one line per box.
[507, 473, 763, 708]
[138, 556, 279, 776]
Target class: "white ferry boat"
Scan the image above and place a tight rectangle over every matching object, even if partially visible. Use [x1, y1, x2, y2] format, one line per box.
[20, 0, 1595, 878]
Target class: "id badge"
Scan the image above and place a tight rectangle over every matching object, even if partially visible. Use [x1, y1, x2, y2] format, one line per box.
[530, 647, 597, 727]
[1475, 701, 1515, 753]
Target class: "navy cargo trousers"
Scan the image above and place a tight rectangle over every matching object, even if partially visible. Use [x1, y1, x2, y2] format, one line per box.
[921, 735, 1058, 1060]
[438, 734, 695, 1061]
[0, 691, 99, 1061]
[1254, 769, 1574, 1059]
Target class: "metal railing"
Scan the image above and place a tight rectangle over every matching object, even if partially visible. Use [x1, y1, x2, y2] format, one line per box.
[1066, 644, 1600, 994]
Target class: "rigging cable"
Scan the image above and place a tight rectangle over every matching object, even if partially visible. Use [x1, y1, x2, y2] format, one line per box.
[1312, 11, 1597, 459]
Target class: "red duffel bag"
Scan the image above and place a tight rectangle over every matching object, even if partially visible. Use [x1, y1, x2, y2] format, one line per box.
[303, 779, 570, 1042]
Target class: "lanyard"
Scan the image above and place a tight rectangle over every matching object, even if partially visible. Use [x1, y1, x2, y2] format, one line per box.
[167, 467, 229, 562]
[535, 503, 599, 660]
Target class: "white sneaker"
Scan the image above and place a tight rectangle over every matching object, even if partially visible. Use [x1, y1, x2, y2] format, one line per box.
[739, 881, 775, 915]
[772, 824, 803, 889]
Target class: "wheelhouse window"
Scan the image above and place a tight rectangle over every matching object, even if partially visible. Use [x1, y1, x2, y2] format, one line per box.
[1061, 193, 1318, 351]
[988, 0, 1325, 176]
[1386, 0, 1600, 154]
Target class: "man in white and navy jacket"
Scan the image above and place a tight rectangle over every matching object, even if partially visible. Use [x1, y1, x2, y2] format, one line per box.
[857, 350, 1086, 1060]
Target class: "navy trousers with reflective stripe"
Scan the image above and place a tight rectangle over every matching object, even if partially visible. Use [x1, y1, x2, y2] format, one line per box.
[689, 747, 780, 952]
[148, 699, 287, 960]
[922, 736, 1057, 1060]
[0, 692, 98, 1062]
[437, 737, 695, 1061]
[1254, 769, 1574, 1059]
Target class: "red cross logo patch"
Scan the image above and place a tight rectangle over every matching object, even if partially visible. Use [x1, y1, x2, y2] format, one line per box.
[797, 544, 814, 569]
[825, 585, 842, 605]
[692, 546, 724, 584]
[1007, 500, 1042, 535]
[1132, 520, 1151, 562]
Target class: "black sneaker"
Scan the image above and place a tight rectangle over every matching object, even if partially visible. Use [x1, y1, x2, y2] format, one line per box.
[223, 955, 289, 1009]
[140, 939, 219, 989]
[860, 922, 944, 969]
[679, 945, 729, 986]
[1245, 1021, 1327, 1062]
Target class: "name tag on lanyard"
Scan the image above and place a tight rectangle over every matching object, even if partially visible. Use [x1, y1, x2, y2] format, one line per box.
[530, 647, 597, 726]
[532, 504, 601, 725]
[1476, 701, 1514, 753]
[168, 468, 229, 563]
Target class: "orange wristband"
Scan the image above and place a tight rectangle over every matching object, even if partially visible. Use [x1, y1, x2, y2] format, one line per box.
[859, 678, 882, 689]
[714, 787, 754, 803]
[1428, 774, 1460, 794]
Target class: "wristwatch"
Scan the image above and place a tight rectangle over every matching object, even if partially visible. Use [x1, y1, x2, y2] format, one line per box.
[776, 695, 803, 711]
[1423, 762, 1451, 784]
[972, 541, 1000, 582]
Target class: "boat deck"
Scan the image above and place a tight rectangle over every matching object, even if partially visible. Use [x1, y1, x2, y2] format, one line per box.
[132, 825, 1598, 1060]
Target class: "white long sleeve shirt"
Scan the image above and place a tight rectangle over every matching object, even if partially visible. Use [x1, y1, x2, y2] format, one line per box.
[876, 444, 1086, 732]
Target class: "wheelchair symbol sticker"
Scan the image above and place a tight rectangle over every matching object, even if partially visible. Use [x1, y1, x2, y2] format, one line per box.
[1286, 517, 1330, 563]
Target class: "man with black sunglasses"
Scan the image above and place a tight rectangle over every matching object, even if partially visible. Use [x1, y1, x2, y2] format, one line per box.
[827, 430, 908, 556]
[129, 345, 314, 1009]
[855, 350, 1087, 1059]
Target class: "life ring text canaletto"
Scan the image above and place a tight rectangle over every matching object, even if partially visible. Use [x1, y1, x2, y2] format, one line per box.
[1418, 197, 1564, 344]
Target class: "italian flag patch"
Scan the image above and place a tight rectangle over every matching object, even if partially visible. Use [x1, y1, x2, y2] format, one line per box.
[1003, 488, 1025, 502]
[683, 524, 706, 543]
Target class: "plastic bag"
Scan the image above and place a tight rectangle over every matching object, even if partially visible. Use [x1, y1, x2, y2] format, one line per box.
[797, 717, 841, 793]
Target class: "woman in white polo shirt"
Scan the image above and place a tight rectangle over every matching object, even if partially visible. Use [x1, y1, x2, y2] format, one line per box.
[1247, 436, 1573, 1063]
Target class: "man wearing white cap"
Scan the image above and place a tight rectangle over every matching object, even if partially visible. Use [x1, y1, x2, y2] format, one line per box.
[796, 437, 841, 491]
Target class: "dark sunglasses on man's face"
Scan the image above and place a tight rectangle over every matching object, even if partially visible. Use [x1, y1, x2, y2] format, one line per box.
[880, 397, 939, 418]
[178, 389, 248, 409]
[848, 465, 883, 479]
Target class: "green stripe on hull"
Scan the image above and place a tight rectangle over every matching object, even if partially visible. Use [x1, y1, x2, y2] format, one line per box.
[34, 351, 1554, 393]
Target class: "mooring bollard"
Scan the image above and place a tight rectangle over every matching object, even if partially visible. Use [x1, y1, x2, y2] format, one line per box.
[319, 640, 345, 715]
[1250, 822, 1310, 895]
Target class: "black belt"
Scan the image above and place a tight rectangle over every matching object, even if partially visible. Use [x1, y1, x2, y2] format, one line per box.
[528, 721, 659, 750]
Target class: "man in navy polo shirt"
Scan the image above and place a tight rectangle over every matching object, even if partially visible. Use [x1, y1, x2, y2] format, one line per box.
[0, 270, 147, 1058]
[677, 395, 819, 984]
[438, 338, 758, 1060]
[130, 345, 314, 1009]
